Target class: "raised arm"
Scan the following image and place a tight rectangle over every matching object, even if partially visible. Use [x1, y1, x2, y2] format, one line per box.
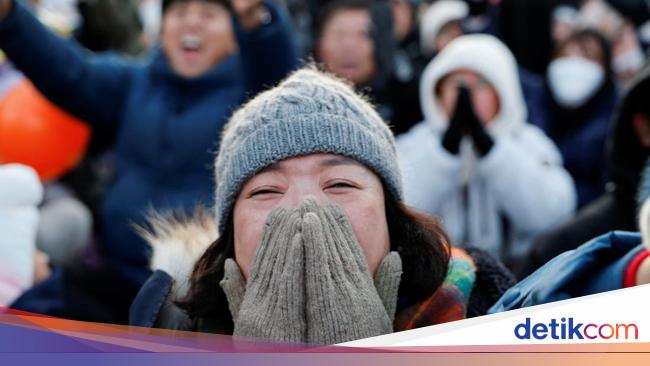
[0, 0, 132, 129]
[231, 0, 298, 97]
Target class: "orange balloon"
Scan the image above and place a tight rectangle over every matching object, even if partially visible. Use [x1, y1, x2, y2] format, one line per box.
[0, 80, 91, 182]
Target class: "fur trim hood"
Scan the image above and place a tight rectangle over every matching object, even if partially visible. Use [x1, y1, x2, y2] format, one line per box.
[135, 208, 218, 300]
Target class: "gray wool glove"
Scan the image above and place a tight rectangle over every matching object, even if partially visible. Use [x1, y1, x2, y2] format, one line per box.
[219, 207, 306, 342]
[300, 198, 402, 344]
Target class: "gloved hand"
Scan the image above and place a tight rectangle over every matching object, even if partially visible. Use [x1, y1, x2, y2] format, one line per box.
[441, 86, 470, 155]
[219, 207, 306, 342]
[300, 198, 402, 344]
[442, 85, 494, 157]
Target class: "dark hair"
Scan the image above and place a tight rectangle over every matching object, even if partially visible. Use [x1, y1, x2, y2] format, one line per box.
[162, 0, 232, 14]
[177, 192, 451, 328]
[554, 28, 613, 76]
[313, 0, 373, 40]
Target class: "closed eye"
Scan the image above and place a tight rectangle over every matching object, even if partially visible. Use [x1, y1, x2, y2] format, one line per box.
[248, 188, 282, 198]
[325, 180, 358, 191]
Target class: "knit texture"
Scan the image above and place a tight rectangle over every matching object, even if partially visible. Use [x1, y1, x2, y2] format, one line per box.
[394, 247, 476, 330]
[214, 67, 401, 232]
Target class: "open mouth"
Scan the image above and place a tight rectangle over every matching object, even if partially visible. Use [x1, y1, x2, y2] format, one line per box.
[180, 35, 204, 59]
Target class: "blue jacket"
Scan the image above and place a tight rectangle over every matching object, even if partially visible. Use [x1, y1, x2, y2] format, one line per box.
[490, 231, 644, 312]
[0, 1, 298, 286]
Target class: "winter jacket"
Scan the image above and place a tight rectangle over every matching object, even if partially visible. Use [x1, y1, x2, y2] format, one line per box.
[128, 212, 515, 335]
[531, 84, 618, 208]
[0, 1, 298, 286]
[397, 35, 575, 263]
[520, 66, 650, 278]
[490, 231, 644, 312]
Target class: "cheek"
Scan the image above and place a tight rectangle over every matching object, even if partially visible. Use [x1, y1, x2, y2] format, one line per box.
[339, 198, 389, 275]
[474, 90, 500, 124]
[233, 205, 269, 279]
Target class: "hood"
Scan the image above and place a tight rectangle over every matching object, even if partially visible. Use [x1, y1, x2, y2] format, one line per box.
[135, 208, 218, 300]
[606, 64, 650, 200]
[419, 34, 528, 137]
[419, 0, 468, 55]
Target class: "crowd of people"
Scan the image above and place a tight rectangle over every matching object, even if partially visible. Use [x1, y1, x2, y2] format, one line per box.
[1, 0, 650, 344]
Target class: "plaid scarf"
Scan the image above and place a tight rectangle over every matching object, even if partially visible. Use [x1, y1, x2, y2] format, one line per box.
[394, 247, 476, 331]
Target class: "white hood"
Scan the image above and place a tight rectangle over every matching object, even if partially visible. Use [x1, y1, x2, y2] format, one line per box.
[419, 0, 469, 55]
[419, 34, 528, 137]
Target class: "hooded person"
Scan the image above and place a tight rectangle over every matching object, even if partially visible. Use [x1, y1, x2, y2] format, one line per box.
[128, 67, 516, 344]
[419, 0, 468, 57]
[520, 64, 650, 278]
[397, 34, 576, 268]
[0, 0, 297, 294]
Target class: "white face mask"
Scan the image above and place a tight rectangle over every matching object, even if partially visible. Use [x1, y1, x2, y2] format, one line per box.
[547, 57, 605, 108]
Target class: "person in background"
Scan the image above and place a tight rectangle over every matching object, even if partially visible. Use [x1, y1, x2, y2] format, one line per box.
[574, 0, 647, 85]
[397, 34, 575, 270]
[520, 65, 650, 278]
[491, 157, 650, 312]
[314, 0, 407, 132]
[0, 164, 50, 307]
[387, 0, 427, 134]
[419, 0, 468, 58]
[534, 28, 618, 209]
[0, 0, 297, 322]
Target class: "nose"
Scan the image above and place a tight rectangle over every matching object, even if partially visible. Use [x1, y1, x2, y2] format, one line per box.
[281, 183, 329, 209]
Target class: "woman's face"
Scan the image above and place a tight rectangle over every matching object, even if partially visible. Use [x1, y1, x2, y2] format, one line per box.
[437, 70, 500, 125]
[232, 153, 390, 279]
[316, 9, 377, 86]
[161, 0, 236, 78]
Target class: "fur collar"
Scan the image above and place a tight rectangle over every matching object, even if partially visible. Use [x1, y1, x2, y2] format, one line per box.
[135, 208, 218, 299]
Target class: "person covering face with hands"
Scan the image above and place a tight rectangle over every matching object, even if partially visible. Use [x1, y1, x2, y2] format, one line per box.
[397, 34, 576, 269]
[129, 67, 516, 344]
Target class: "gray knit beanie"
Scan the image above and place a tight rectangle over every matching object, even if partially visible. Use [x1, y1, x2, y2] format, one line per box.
[214, 67, 402, 233]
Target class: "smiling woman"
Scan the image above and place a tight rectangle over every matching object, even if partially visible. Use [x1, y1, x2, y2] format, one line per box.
[129, 67, 516, 344]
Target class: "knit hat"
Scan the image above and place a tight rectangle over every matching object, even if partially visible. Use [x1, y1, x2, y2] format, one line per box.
[214, 67, 402, 232]
[162, 0, 231, 14]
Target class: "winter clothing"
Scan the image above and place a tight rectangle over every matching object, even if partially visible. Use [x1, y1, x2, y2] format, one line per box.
[299, 200, 401, 344]
[129, 213, 513, 335]
[394, 247, 474, 330]
[397, 34, 576, 263]
[534, 79, 618, 208]
[0, 164, 42, 306]
[490, 231, 645, 312]
[419, 0, 468, 55]
[223, 208, 306, 342]
[520, 65, 650, 278]
[0, 0, 298, 286]
[214, 68, 401, 233]
[129, 67, 514, 343]
[221, 201, 401, 344]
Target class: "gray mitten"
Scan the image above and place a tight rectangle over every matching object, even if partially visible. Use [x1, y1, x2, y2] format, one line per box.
[373, 251, 402, 321]
[220, 207, 307, 342]
[301, 199, 396, 344]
